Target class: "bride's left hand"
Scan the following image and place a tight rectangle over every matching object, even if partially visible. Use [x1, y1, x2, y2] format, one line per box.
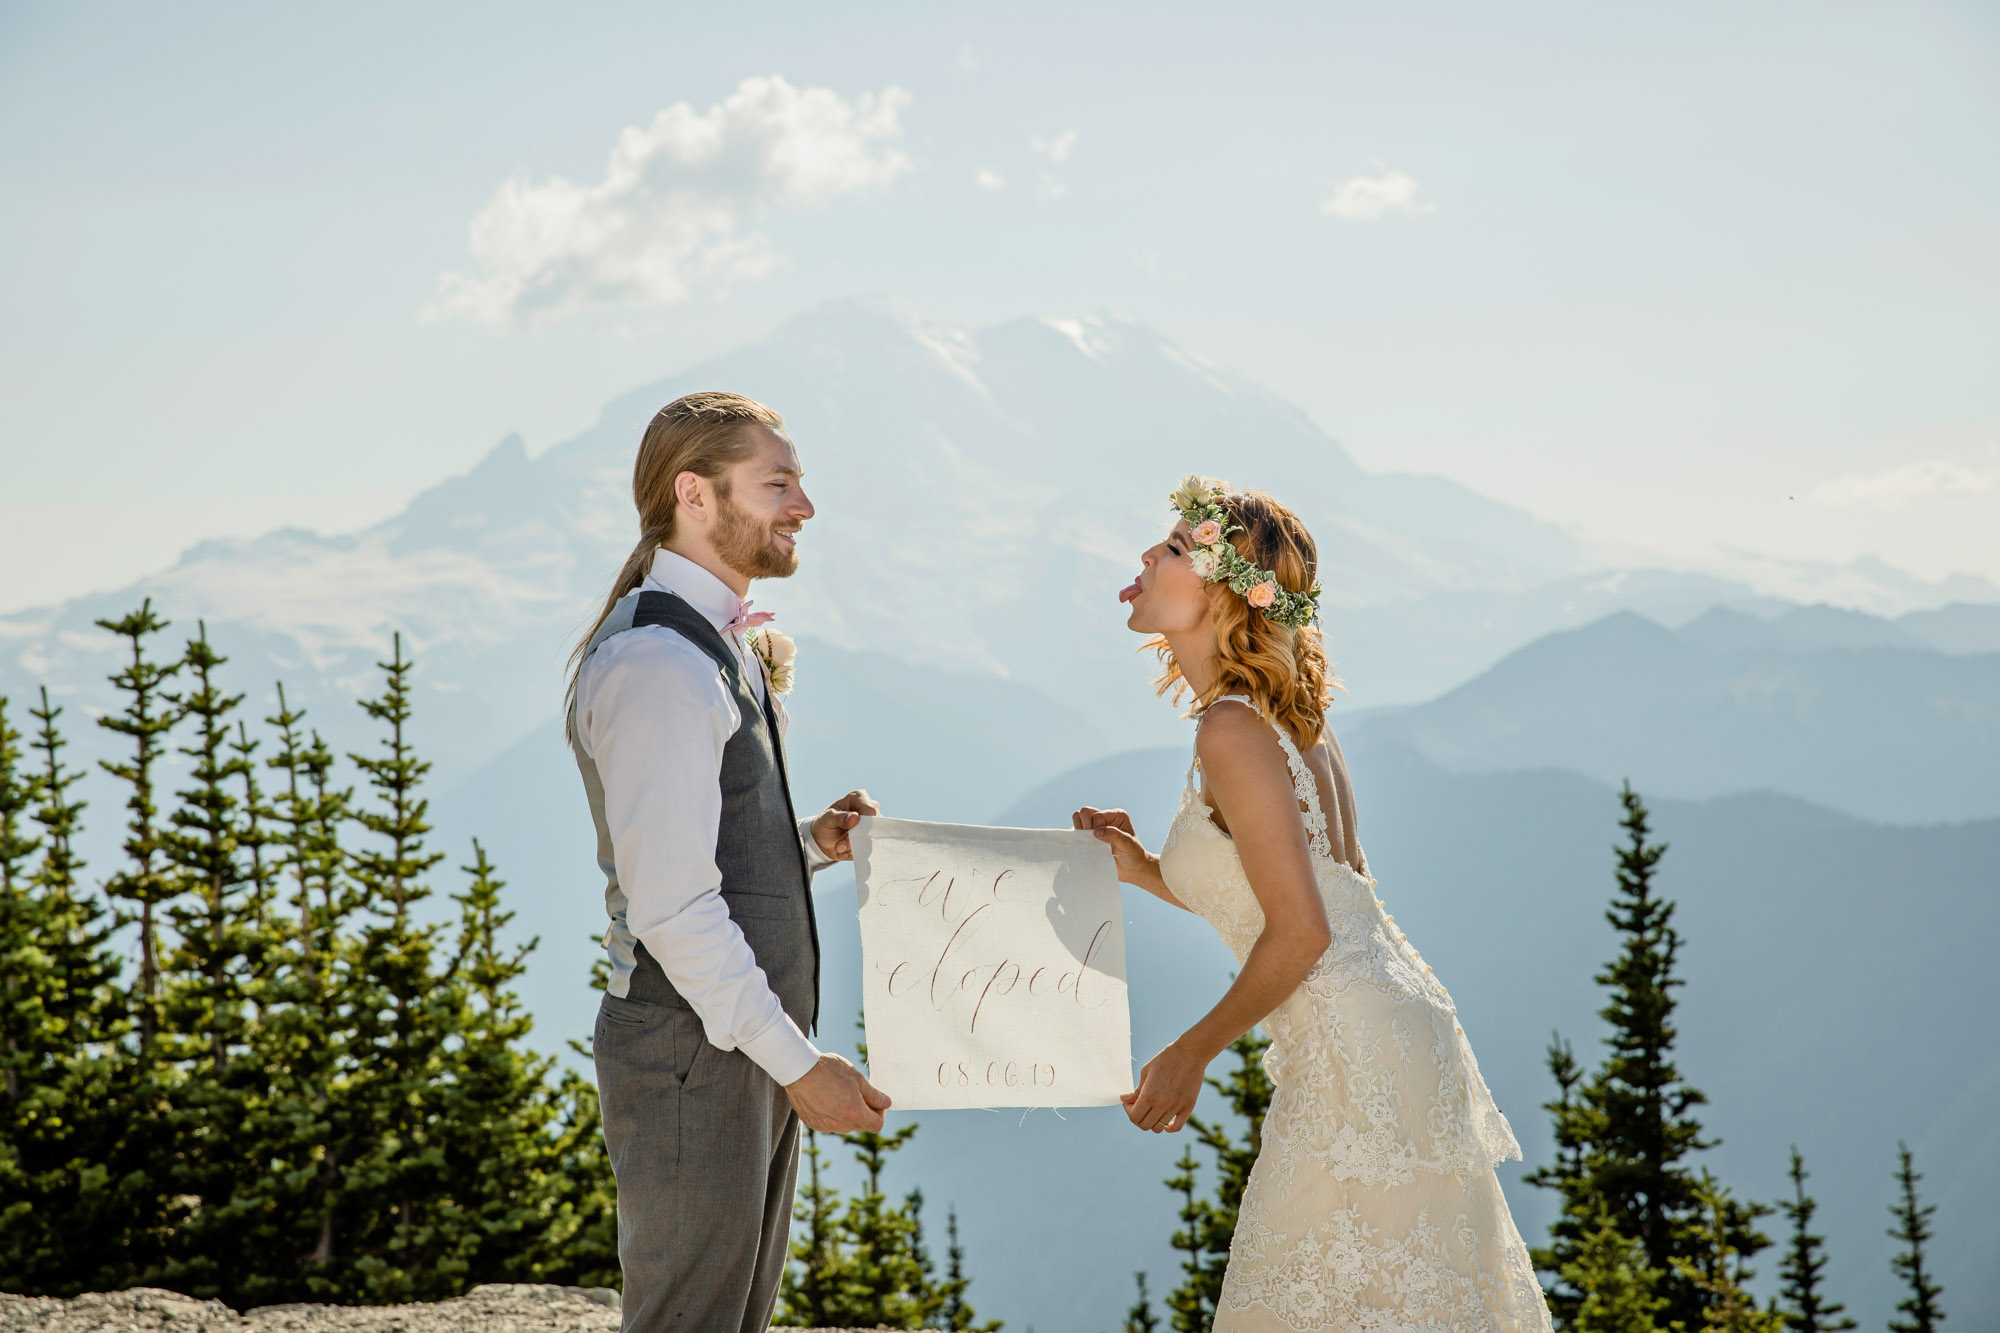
[1122, 1040, 1208, 1133]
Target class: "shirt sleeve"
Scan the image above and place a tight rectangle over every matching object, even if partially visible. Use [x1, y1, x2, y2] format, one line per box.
[798, 815, 836, 874]
[576, 628, 821, 1086]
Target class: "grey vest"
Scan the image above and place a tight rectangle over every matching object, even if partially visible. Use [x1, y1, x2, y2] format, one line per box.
[571, 588, 820, 1033]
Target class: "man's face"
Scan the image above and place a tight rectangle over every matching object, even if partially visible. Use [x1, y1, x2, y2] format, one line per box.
[713, 426, 813, 581]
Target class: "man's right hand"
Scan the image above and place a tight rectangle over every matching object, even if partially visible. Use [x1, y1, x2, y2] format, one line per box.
[785, 1052, 892, 1133]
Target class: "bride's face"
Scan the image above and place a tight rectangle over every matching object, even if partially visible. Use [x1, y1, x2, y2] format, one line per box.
[1120, 518, 1212, 634]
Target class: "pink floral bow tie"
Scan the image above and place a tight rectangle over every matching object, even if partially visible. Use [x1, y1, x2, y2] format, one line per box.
[722, 601, 775, 636]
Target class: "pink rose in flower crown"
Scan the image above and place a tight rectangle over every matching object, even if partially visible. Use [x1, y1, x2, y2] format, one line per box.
[1247, 579, 1278, 609]
[1191, 518, 1223, 546]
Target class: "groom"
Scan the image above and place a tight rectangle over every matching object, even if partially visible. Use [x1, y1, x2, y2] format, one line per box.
[567, 391, 891, 1332]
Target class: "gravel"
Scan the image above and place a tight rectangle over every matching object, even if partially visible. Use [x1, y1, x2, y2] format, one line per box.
[0, 1286, 909, 1333]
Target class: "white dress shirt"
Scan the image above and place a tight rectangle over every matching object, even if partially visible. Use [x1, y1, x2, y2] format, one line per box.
[573, 549, 830, 1086]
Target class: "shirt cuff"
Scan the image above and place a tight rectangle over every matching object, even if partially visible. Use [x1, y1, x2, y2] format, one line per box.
[738, 1011, 822, 1086]
[798, 815, 835, 875]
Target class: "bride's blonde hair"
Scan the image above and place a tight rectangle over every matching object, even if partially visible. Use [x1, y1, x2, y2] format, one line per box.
[1148, 485, 1340, 748]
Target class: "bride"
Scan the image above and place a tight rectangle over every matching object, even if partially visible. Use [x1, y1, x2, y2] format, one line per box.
[1072, 476, 1551, 1331]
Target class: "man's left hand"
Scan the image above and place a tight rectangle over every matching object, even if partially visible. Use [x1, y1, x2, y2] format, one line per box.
[811, 789, 881, 861]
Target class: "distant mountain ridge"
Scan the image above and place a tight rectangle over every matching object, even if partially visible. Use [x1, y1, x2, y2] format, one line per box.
[1350, 606, 2000, 822]
[1682, 601, 2000, 655]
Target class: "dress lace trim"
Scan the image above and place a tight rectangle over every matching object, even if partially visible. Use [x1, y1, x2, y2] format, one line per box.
[1162, 699, 1549, 1331]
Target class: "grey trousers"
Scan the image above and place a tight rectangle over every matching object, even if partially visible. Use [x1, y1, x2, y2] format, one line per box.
[595, 987, 801, 1333]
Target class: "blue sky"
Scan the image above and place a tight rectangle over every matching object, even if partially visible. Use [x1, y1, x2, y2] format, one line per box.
[2, 0, 1996, 612]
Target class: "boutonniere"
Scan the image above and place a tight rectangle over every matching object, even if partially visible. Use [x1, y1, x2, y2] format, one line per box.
[747, 627, 796, 695]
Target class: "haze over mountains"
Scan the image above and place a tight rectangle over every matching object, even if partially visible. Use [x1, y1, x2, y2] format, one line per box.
[8, 298, 1986, 788]
[2, 298, 1994, 1330]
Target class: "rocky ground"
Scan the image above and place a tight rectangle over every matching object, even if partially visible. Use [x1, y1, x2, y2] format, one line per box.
[0, 1286, 899, 1333]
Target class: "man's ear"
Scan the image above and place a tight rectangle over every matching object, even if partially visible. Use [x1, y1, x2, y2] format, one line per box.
[672, 469, 709, 524]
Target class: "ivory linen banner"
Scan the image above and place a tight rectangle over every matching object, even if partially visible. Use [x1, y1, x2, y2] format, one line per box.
[851, 817, 1133, 1110]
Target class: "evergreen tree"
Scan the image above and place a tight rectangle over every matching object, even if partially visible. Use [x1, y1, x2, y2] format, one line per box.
[1162, 1027, 1272, 1330]
[1527, 1034, 1597, 1323]
[1, 695, 43, 1103]
[257, 685, 365, 1293]
[1561, 1210, 1665, 1333]
[1164, 1142, 1222, 1332]
[527, 934, 618, 1290]
[266, 686, 348, 973]
[86, 603, 200, 1288]
[934, 1205, 998, 1331]
[152, 624, 270, 1299]
[95, 599, 183, 1049]
[1, 689, 133, 1294]
[1668, 1172, 1782, 1333]
[1122, 1271, 1161, 1333]
[781, 1129, 846, 1326]
[2, 624, 629, 1299]
[432, 839, 569, 1286]
[28, 688, 87, 903]
[1529, 783, 1766, 1328]
[160, 624, 253, 1075]
[830, 1117, 927, 1326]
[1588, 785, 1711, 1284]
[1886, 1143, 1945, 1333]
[26, 689, 116, 1052]
[523, 1065, 619, 1289]
[1186, 1029, 1270, 1245]
[342, 634, 455, 1300]
[779, 1020, 996, 1329]
[11, 690, 118, 1103]
[232, 719, 281, 943]
[1775, 1148, 1853, 1332]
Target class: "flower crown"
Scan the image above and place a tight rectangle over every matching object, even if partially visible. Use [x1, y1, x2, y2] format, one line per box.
[1170, 474, 1322, 630]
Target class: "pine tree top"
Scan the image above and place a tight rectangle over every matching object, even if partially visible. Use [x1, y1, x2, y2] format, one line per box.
[1887, 1142, 1946, 1333]
[1777, 1147, 1854, 1332]
[28, 687, 87, 894]
[0, 696, 42, 894]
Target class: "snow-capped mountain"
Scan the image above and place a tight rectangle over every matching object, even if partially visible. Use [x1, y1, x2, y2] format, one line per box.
[0, 297, 1600, 781]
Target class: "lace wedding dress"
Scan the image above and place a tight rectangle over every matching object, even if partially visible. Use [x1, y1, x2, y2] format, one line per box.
[1157, 697, 1551, 1332]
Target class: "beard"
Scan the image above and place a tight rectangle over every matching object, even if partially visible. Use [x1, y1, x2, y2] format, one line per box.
[713, 489, 799, 580]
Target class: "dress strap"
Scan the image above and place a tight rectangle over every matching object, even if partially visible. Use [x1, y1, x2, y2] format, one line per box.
[1190, 694, 1256, 775]
[1196, 695, 1337, 861]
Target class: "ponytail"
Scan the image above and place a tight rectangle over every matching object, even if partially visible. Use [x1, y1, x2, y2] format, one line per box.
[563, 392, 786, 741]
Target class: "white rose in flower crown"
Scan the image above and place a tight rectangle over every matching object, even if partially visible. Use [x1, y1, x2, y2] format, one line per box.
[1188, 547, 1221, 581]
[1170, 474, 1216, 513]
[749, 628, 797, 694]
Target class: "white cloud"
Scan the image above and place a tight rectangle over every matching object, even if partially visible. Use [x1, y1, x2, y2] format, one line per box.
[1318, 167, 1434, 221]
[1030, 130, 1078, 163]
[1810, 458, 2000, 508]
[975, 167, 1007, 190]
[426, 75, 913, 329]
[1036, 171, 1068, 201]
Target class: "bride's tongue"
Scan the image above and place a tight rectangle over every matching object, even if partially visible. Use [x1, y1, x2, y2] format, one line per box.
[1118, 575, 1143, 604]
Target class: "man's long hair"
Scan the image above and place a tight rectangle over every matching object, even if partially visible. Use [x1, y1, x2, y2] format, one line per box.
[563, 391, 787, 739]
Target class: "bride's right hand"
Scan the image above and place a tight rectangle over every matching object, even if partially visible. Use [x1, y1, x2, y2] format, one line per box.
[1072, 806, 1152, 884]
